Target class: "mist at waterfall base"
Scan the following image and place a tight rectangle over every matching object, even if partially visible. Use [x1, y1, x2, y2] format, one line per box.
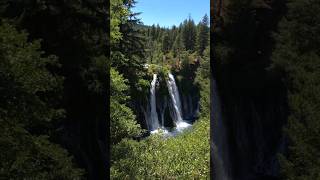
[144, 73, 199, 137]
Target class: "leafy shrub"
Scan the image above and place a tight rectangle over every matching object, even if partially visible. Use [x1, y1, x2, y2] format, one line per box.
[110, 68, 143, 144]
[111, 117, 210, 179]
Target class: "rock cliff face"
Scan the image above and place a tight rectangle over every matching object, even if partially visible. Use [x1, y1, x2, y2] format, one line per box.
[211, 0, 288, 179]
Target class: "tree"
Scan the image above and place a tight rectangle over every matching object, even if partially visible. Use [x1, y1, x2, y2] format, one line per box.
[182, 17, 197, 51]
[150, 24, 157, 41]
[196, 14, 209, 55]
[110, 68, 142, 144]
[111, 0, 129, 44]
[0, 1, 109, 179]
[113, 0, 148, 104]
[195, 46, 210, 116]
[162, 32, 171, 53]
[0, 21, 83, 179]
[172, 33, 185, 58]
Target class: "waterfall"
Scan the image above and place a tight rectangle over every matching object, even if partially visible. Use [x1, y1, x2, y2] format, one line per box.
[144, 72, 191, 136]
[212, 78, 231, 180]
[166, 73, 183, 122]
[149, 74, 159, 131]
[166, 73, 191, 133]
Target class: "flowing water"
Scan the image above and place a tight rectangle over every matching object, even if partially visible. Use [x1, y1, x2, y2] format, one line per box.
[149, 74, 160, 131]
[166, 73, 183, 123]
[146, 73, 192, 136]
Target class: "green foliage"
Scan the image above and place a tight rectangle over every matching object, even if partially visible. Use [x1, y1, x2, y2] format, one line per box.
[110, 100, 143, 145]
[172, 33, 185, 57]
[111, 117, 210, 179]
[110, 68, 130, 102]
[195, 47, 210, 116]
[0, 22, 64, 127]
[136, 78, 150, 93]
[0, 123, 84, 179]
[111, 0, 149, 110]
[1, 0, 109, 178]
[110, 68, 143, 144]
[0, 21, 63, 128]
[162, 32, 171, 53]
[147, 64, 170, 78]
[270, 0, 320, 179]
[111, 0, 129, 44]
[0, 22, 83, 179]
[144, 15, 207, 63]
[196, 14, 209, 55]
[182, 17, 197, 51]
[150, 42, 164, 64]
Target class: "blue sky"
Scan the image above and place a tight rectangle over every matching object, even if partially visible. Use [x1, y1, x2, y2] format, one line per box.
[133, 0, 210, 28]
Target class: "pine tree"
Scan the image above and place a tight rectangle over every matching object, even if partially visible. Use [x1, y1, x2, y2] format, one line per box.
[156, 24, 161, 40]
[196, 14, 209, 55]
[182, 16, 197, 52]
[162, 32, 170, 53]
[151, 24, 156, 40]
[0, 22, 83, 179]
[172, 33, 185, 58]
[119, 0, 146, 62]
[112, 0, 147, 102]
[111, 0, 129, 44]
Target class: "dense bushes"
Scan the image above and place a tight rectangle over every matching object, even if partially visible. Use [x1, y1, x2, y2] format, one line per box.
[111, 117, 210, 179]
[110, 68, 143, 144]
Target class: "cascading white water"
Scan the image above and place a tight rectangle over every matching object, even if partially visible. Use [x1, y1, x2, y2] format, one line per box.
[149, 74, 159, 131]
[166, 73, 183, 122]
[212, 78, 231, 180]
[166, 73, 191, 133]
[145, 72, 192, 136]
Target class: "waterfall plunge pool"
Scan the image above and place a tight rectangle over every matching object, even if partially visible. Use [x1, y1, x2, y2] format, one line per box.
[150, 120, 192, 138]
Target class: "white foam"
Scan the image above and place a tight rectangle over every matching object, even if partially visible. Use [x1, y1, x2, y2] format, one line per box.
[150, 121, 192, 138]
[176, 121, 191, 131]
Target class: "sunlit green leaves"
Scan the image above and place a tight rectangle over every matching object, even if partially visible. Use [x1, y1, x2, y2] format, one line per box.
[111, 118, 210, 179]
[111, 0, 129, 44]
